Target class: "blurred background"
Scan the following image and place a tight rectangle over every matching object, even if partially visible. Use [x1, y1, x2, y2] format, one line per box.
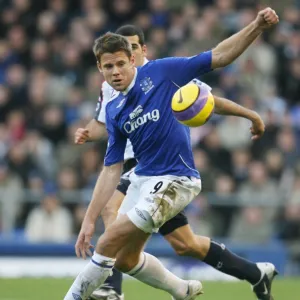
[0, 0, 300, 284]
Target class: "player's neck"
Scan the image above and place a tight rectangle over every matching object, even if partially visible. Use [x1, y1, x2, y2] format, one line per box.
[122, 68, 137, 95]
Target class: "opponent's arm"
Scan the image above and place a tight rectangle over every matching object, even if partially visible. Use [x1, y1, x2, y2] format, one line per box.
[74, 119, 107, 144]
[211, 7, 279, 69]
[75, 82, 112, 144]
[75, 162, 122, 259]
[213, 95, 265, 140]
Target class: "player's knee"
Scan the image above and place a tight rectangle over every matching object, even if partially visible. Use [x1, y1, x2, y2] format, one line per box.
[168, 235, 199, 257]
[115, 252, 140, 273]
[173, 240, 195, 256]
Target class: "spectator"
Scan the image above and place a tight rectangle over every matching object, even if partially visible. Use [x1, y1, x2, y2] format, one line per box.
[0, 160, 23, 234]
[25, 192, 73, 243]
[0, 0, 298, 255]
[231, 148, 251, 186]
[208, 174, 237, 237]
[217, 115, 252, 151]
[200, 126, 232, 175]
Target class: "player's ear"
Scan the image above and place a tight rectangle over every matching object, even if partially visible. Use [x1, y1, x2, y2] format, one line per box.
[130, 54, 135, 67]
[97, 61, 103, 73]
[142, 45, 147, 57]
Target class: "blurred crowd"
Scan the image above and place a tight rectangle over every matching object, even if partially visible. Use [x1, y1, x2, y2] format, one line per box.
[0, 0, 300, 266]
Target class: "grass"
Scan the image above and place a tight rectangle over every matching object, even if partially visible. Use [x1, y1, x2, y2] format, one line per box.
[0, 278, 299, 300]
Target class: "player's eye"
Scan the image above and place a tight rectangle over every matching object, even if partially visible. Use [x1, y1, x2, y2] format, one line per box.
[104, 65, 113, 70]
[118, 62, 126, 67]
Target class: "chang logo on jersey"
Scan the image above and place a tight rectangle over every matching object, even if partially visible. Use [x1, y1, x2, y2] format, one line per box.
[124, 109, 160, 134]
[129, 105, 143, 119]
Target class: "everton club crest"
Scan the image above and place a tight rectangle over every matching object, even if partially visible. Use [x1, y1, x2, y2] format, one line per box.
[140, 77, 154, 94]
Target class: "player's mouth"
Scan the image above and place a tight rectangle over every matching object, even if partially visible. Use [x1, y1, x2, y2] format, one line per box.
[113, 79, 122, 84]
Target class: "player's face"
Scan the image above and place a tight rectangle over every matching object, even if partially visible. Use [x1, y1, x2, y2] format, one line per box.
[99, 51, 135, 91]
[126, 35, 147, 67]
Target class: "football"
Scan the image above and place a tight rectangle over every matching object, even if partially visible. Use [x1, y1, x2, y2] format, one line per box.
[171, 83, 215, 127]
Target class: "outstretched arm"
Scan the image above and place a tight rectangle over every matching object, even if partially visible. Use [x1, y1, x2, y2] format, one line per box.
[211, 7, 279, 69]
[213, 95, 265, 140]
[75, 162, 122, 259]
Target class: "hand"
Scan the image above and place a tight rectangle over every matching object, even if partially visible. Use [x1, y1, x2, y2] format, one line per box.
[250, 116, 265, 140]
[255, 7, 279, 30]
[75, 221, 95, 259]
[74, 128, 90, 145]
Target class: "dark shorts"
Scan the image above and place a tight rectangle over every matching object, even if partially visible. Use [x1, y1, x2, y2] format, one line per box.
[116, 162, 189, 236]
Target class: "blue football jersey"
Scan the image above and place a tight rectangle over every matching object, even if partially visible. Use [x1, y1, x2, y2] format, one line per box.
[104, 51, 212, 178]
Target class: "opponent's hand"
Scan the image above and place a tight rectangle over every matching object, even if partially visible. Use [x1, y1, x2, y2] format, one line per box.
[250, 116, 265, 140]
[74, 128, 90, 145]
[75, 221, 95, 259]
[255, 7, 279, 30]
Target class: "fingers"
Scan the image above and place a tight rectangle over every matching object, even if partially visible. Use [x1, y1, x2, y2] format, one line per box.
[250, 127, 264, 140]
[80, 235, 93, 259]
[86, 244, 94, 257]
[74, 128, 89, 144]
[75, 234, 84, 258]
[75, 233, 94, 259]
[261, 7, 279, 25]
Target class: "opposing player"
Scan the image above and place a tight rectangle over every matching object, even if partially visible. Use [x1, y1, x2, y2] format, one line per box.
[65, 8, 279, 300]
[75, 25, 275, 300]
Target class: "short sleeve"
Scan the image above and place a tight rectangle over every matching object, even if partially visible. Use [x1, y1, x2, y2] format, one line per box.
[104, 109, 127, 166]
[157, 51, 212, 86]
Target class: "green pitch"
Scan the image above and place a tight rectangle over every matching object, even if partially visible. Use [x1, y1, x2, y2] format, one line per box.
[0, 278, 299, 300]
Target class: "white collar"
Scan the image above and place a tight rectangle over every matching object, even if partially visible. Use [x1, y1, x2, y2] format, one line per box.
[143, 58, 149, 66]
[121, 58, 148, 95]
[122, 68, 137, 95]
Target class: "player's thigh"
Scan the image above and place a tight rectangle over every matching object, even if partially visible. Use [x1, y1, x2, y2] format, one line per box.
[117, 175, 140, 216]
[127, 175, 201, 233]
[159, 210, 188, 236]
[96, 214, 150, 258]
[115, 175, 131, 196]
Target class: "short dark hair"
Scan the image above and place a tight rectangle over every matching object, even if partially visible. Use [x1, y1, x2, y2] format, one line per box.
[116, 25, 145, 46]
[93, 32, 132, 62]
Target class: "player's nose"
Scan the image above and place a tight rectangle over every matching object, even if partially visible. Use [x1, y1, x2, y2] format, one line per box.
[112, 65, 120, 75]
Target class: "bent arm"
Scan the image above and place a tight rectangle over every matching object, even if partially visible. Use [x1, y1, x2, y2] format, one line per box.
[85, 119, 107, 142]
[211, 22, 262, 69]
[214, 95, 260, 122]
[84, 162, 123, 224]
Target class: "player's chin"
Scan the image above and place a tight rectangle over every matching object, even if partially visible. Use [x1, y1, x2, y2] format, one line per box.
[113, 83, 126, 91]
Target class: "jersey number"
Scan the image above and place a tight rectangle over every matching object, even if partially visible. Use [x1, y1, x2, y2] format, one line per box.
[150, 181, 163, 194]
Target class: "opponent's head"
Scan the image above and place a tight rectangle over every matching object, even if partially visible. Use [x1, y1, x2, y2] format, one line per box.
[116, 25, 147, 67]
[93, 32, 135, 91]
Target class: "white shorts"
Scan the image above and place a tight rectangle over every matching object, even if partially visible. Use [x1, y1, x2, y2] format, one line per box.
[118, 172, 202, 233]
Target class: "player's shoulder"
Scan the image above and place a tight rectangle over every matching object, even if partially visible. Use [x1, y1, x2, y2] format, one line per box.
[102, 81, 120, 101]
[138, 58, 167, 72]
[105, 91, 123, 114]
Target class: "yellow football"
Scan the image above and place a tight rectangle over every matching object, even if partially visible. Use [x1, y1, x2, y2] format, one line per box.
[171, 83, 215, 127]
